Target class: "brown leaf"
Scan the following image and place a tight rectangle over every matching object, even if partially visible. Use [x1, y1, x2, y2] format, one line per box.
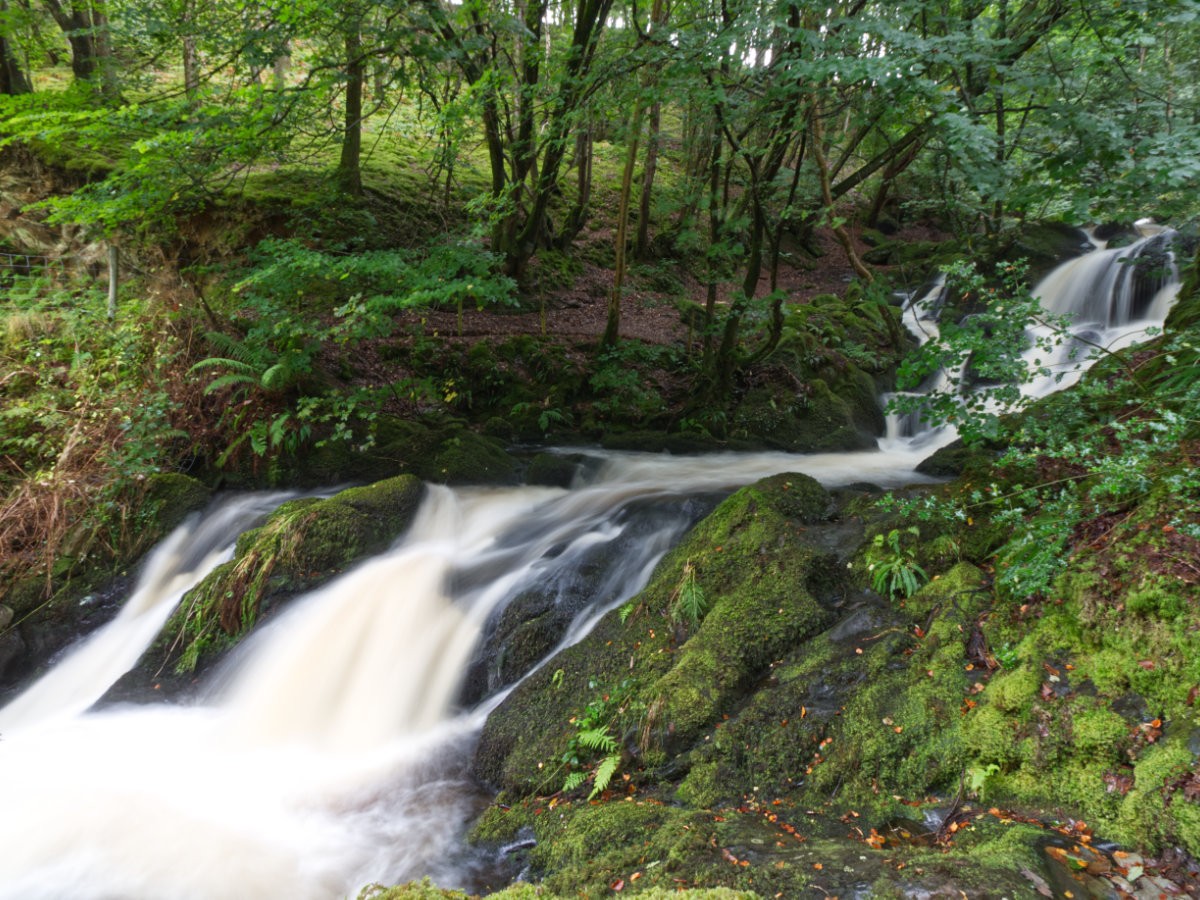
[1103, 771, 1134, 795]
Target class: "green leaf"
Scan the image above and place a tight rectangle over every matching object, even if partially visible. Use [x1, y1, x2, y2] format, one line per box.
[589, 754, 621, 800]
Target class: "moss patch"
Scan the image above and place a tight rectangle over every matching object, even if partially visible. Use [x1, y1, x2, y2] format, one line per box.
[159, 475, 424, 676]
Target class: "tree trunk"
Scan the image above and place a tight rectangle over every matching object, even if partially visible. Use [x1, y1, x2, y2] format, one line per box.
[106, 243, 118, 322]
[561, 126, 593, 243]
[337, 25, 364, 196]
[634, 100, 660, 260]
[41, 0, 116, 98]
[812, 105, 873, 285]
[603, 97, 645, 348]
[0, 2, 30, 94]
[181, 0, 199, 101]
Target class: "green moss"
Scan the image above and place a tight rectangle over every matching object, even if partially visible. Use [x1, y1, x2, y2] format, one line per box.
[475, 473, 842, 795]
[1071, 707, 1129, 762]
[641, 479, 835, 752]
[137, 473, 212, 540]
[986, 667, 1040, 714]
[162, 475, 424, 674]
[1113, 741, 1199, 851]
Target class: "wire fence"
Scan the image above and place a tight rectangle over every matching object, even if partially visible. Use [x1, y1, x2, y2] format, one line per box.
[0, 251, 71, 279]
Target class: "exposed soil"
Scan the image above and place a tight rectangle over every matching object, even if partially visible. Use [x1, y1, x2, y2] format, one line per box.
[393, 222, 946, 348]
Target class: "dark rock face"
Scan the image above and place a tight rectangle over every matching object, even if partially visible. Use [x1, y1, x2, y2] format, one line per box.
[459, 493, 723, 708]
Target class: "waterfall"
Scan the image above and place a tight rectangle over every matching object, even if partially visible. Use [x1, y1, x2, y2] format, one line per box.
[890, 228, 1182, 436]
[1025, 229, 1180, 397]
[0, 492, 295, 733]
[0, 449, 940, 900]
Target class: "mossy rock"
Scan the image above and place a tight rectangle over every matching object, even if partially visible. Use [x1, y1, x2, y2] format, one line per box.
[524, 452, 582, 488]
[966, 220, 1091, 285]
[292, 417, 520, 486]
[1165, 240, 1200, 331]
[861, 238, 957, 274]
[731, 378, 876, 453]
[914, 438, 1000, 478]
[474, 473, 840, 794]
[137, 473, 213, 540]
[427, 430, 521, 484]
[154, 474, 425, 679]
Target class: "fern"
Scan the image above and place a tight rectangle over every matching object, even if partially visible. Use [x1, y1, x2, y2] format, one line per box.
[670, 559, 709, 626]
[577, 728, 618, 753]
[199, 370, 260, 395]
[589, 754, 621, 799]
[562, 771, 587, 793]
[200, 330, 266, 365]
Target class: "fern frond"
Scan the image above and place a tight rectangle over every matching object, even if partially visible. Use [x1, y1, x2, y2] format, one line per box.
[589, 754, 621, 799]
[201, 331, 267, 366]
[562, 771, 587, 793]
[189, 356, 258, 375]
[577, 728, 618, 753]
[260, 361, 294, 392]
[201, 372, 260, 395]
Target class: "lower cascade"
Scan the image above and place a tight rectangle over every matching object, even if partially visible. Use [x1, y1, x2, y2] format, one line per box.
[0, 232, 1183, 898]
[0, 451, 940, 900]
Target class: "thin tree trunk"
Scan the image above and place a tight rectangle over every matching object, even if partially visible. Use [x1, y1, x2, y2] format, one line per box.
[338, 25, 364, 196]
[635, 100, 660, 260]
[603, 97, 645, 348]
[106, 244, 118, 322]
[181, 0, 199, 100]
[812, 106, 872, 284]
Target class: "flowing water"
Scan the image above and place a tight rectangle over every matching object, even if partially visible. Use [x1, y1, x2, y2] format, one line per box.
[888, 227, 1181, 442]
[0, 233, 1182, 899]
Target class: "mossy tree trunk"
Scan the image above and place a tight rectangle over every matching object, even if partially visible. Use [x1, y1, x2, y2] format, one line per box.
[0, 1, 30, 95]
[338, 20, 364, 196]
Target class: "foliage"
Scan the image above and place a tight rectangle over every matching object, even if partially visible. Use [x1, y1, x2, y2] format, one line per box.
[887, 259, 1072, 444]
[0, 274, 189, 592]
[668, 559, 710, 627]
[863, 527, 929, 601]
[559, 679, 639, 801]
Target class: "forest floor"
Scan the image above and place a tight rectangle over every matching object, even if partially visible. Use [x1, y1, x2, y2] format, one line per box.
[391, 222, 946, 347]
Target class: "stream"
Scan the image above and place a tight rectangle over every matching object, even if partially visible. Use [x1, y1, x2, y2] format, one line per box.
[0, 229, 1181, 899]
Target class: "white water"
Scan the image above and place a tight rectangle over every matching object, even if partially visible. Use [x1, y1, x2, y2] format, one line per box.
[0, 231, 1182, 899]
[1025, 230, 1180, 397]
[0, 450, 938, 900]
[0, 492, 294, 733]
[890, 228, 1181, 439]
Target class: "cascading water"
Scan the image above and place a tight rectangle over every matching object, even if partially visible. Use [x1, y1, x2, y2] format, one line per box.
[0, 231, 1183, 899]
[0, 491, 296, 733]
[889, 226, 1182, 439]
[1026, 227, 1180, 397]
[0, 450, 941, 900]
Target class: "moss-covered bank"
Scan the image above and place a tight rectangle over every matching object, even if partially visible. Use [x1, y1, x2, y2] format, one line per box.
[129, 474, 424, 690]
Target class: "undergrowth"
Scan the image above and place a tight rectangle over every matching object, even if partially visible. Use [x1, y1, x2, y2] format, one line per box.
[0, 273, 197, 599]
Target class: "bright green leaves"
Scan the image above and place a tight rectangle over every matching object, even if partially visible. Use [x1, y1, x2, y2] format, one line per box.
[669, 558, 710, 628]
[558, 678, 639, 801]
[864, 527, 929, 601]
[889, 259, 1070, 445]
